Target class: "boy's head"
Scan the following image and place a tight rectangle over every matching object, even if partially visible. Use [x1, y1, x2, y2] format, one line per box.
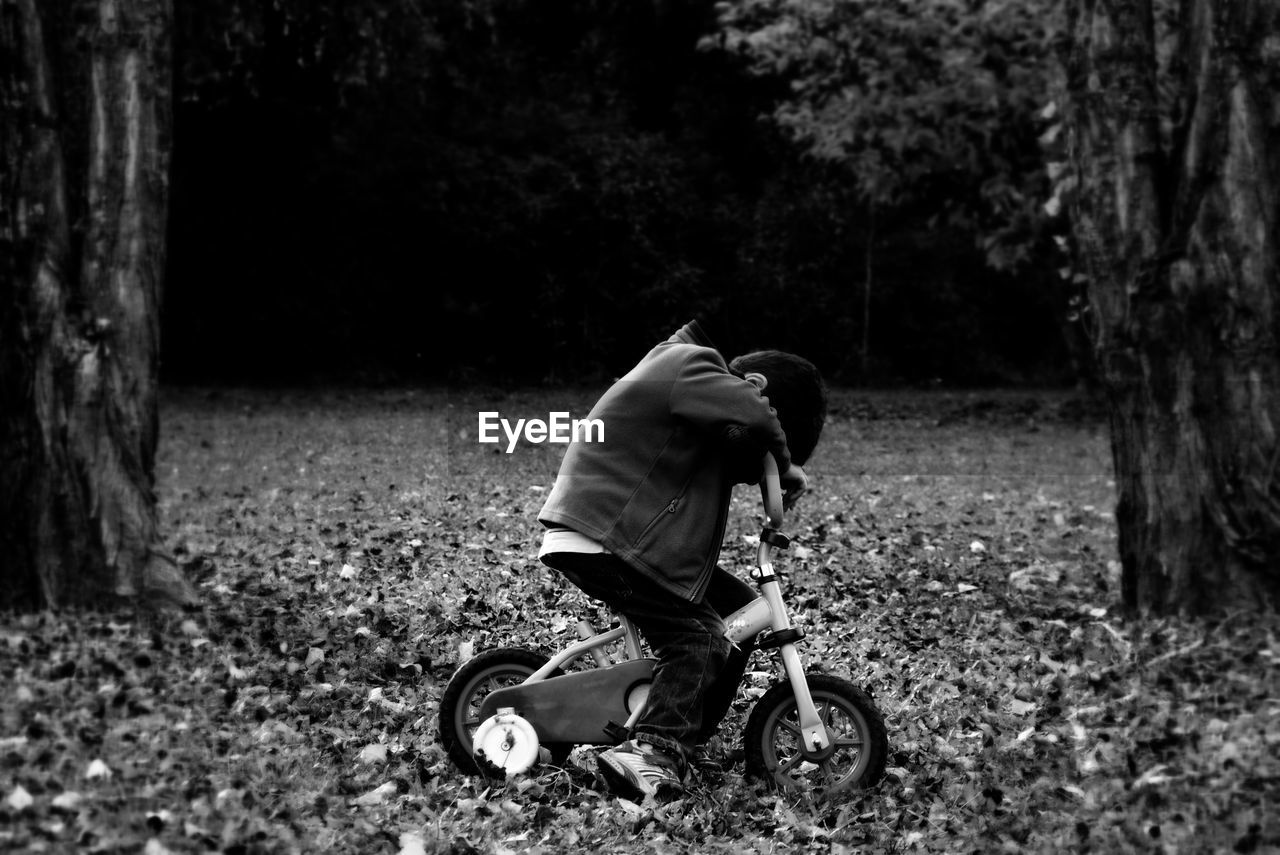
[729, 350, 827, 466]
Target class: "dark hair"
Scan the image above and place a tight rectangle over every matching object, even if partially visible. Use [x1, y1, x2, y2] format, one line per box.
[729, 350, 827, 466]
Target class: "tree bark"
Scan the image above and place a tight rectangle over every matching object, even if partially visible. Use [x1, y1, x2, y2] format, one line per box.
[861, 203, 875, 374]
[0, 0, 195, 610]
[1063, 0, 1280, 613]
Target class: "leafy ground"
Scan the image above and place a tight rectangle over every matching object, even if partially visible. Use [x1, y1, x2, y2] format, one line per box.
[2, 388, 1278, 854]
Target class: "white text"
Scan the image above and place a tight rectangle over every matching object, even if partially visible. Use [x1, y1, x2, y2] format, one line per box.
[477, 411, 604, 453]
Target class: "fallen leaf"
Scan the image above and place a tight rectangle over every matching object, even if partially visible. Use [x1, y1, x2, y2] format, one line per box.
[226, 657, 249, 681]
[148, 809, 175, 828]
[358, 743, 389, 765]
[6, 785, 33, 812]
[51, 791, 83, 813]
[616, 798, 646, 818]
[215, 788, 243, 809]
[397, 831, 427, 855]
[183, 821, 210, 839]
[255, 721, 303, 745]
[85, 759, 113, 780]
[353, 781, 398, 806]
[1134, 764, 1178, 788]
[1008, 698, 1037, 716]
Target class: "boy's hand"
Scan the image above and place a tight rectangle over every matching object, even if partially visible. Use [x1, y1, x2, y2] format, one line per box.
[780, 463, 808, 510]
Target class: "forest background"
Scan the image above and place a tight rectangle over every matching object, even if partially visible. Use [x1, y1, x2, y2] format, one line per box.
[163, 0, 1073, 387]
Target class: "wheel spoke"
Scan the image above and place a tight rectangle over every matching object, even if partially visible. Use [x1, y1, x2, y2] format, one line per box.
[742, 680, 887, 793]
[776, 751, 803, 776]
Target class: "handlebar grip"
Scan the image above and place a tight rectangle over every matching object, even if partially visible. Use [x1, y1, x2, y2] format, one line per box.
[760, 453, 784, 529]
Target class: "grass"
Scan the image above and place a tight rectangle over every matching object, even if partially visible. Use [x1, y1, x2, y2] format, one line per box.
[0, 387, 1277, 854]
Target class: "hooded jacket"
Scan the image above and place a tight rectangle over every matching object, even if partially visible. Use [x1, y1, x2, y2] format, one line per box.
[538, 322, 790, 601]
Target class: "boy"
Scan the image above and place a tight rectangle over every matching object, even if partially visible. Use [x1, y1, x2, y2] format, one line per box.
[537, 320, 826, 799]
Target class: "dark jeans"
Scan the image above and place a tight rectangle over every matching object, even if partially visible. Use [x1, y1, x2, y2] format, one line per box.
[541, 551, 758, 768]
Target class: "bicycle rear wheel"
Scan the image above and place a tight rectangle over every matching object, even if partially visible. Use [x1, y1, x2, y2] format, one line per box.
[437, 647, 570, 774]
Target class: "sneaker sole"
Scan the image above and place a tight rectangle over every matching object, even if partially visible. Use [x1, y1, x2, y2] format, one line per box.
[598, 755, 647, 800]
[597, 755, 684, 801]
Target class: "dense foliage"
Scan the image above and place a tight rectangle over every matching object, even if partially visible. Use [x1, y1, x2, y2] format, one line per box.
[710, 0, 1058, 271]
[163, 0, 1074, 385]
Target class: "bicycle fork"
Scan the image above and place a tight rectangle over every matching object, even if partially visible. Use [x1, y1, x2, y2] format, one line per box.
[755, 562, 833, 758]
[724, 549, 833, 759]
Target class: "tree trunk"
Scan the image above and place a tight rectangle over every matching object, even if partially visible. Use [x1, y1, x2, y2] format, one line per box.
[861, 203, 875, 375]
[1063, 0, 1280, 613]
[0, 0, 195, 610]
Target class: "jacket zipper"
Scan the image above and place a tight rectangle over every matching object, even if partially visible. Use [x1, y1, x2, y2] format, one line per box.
[637, 496, 680, 544]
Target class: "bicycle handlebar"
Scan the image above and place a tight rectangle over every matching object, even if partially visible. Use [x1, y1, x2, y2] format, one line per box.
[760, 453, 784, 529]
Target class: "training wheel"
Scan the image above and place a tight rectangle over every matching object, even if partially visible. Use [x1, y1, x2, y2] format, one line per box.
[471, 708, 540, 775]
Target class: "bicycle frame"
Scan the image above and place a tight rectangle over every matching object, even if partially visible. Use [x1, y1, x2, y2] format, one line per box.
[519, 454, 833, 758]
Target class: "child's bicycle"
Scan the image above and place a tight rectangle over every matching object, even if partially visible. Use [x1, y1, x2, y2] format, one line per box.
[437, 455, 888, 795]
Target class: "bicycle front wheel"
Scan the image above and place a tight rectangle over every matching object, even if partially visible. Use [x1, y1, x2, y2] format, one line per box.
[744, 674, 888, 796]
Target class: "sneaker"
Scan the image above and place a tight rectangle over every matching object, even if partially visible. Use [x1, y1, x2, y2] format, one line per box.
[598, 740, 685, 800]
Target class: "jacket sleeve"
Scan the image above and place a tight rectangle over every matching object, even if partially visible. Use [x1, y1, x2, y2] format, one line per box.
[720, 424, 767, 484]
[668, 349, 791, 472]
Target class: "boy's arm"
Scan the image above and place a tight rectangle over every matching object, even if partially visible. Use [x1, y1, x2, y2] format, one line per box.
[720, 424, 767, 484]
[669, 350, 791, 473]
[721, 423, 809, 505]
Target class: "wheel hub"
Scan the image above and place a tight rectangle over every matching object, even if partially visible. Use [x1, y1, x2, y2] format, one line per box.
[472, 708, 540, 775]
[798, 727, 838, 763]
